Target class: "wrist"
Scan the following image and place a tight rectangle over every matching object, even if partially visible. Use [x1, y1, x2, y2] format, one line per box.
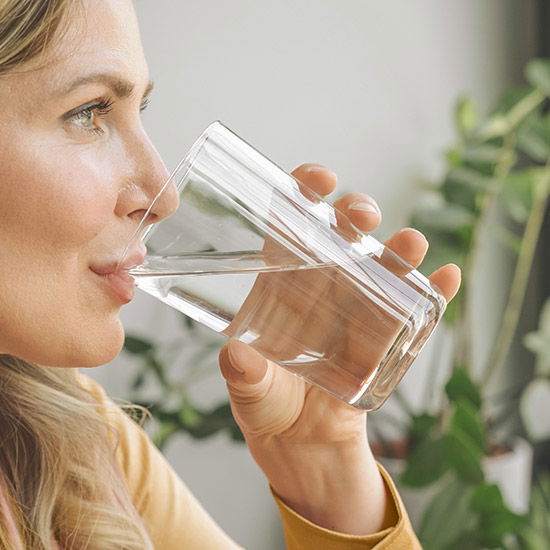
[250, 437, 389, 535]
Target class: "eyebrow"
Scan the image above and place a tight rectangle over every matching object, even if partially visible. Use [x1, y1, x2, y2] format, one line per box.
[55, 72, 154, 100]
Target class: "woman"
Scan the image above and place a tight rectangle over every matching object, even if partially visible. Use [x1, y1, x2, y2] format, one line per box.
[0, 0, 461, 548]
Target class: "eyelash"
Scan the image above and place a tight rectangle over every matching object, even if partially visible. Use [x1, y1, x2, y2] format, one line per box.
[64, 97, 150, 135]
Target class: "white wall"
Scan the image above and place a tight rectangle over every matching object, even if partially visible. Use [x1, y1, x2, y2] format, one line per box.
[87, 1, 536, 548]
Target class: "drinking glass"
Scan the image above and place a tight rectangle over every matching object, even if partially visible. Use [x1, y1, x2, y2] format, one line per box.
[124, 121, 446, 410]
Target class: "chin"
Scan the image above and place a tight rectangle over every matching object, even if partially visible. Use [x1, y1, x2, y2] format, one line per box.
[43, 317, 126, 368]
[1, 311, 127, 368]
[77, 320, 126, 368]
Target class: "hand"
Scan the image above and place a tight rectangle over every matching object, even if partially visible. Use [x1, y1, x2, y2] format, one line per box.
[218, 164, 461, 534]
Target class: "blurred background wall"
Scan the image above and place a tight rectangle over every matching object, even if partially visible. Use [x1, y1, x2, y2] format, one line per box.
[86, 1, 538, 548]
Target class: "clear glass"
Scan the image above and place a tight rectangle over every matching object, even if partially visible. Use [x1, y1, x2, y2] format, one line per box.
[127, 121, 446, 410]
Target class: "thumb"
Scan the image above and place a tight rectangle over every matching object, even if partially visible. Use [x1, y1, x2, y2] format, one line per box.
[219, 340, 271, 394]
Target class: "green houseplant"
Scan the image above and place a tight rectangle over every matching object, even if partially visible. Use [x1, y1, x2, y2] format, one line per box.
[122, 315, 243, 450]
[371, 58, 550, 549]
[121, 58, 550, 549]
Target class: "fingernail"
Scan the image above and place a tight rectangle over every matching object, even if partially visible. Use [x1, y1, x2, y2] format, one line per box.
[399, 227, 428, 243]
[226, 344, 246, 375]
[305, 164, 335, 176]
[349, 200, 380, 215]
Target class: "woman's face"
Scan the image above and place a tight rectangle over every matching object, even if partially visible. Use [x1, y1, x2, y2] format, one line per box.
[0, 0, 177, 367]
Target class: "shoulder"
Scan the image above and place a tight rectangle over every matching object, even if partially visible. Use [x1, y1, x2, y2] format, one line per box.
[74, 369, 110, 402]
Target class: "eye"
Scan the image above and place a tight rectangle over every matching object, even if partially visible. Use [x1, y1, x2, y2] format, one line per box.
[64, 99, 114, 135]
[71, 108, 98, 130]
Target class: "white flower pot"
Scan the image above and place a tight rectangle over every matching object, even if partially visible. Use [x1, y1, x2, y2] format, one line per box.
[482, 437, 533, 514]
[379, 437, 533, 528]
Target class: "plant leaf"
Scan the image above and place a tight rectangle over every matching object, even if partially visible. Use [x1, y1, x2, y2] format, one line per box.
[462, 143, 512, 165]
[444, 431, 484, 483]
[527, 475, 550, 540]
[524, 334, 550, 376]
[411, 204, 475, 232]
[145, 355, 169, 388]
[445, 367, 482, 409]
[499, 170, 535, 224]
[441, 167, 490, 212]
[517, 112, 550, 163]
[418, 478, 476, 549]
[446, 167, 491, 190]
[400, 437, 448, 487]
[445, 147, 463, 167]
[183, 180, 263, 236]
[455, 96, 478, 136]
[526, 59, 550, 96]
[450, 399, 487, 454]
[405, 228, 466, 280]
[178, 397, 202, 428]
[492, 86, 536, 117]
[409, 413, 438, 441]
[124, 335, 154, 354]
[181, 314, 196, 330]
[152, 420, 178, 451]
[443, 293, 459, 325]
[185, 402, 240, 440]
[131, 371, 146, 391]
[470, 483, 525, 547]
[470, 482, 514, 514]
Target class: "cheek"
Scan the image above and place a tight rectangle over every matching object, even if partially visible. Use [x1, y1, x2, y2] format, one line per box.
[0, 144, 117, 250]
[0, 136, 125, 364]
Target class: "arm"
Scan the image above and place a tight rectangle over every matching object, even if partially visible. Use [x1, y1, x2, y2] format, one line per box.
[221, 341, 388, 536]
[219, 164, 461, 545]
[79, 371, 419, 549]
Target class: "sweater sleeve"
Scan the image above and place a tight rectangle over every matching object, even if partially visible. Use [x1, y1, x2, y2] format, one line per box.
[77, 372, 421, 549]
[272, 465, 422, 549]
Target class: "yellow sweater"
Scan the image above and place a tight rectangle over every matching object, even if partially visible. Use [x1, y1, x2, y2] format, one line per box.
[78, 373, 421, 549]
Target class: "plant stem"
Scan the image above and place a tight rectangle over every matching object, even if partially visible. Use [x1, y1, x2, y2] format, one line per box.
[423, 327, 447, 409]
[453, 143, 514, 371]
[452, 89, 545, 373]
[477, 88, 544, 141]
[482, 173, 550, 386]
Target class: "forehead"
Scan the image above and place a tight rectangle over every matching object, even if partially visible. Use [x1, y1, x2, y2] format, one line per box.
[53, 0, 145, 81]
[4, 0, 147, 95]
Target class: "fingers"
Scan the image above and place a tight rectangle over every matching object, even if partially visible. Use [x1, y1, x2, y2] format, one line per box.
[292, 164, 382, 233]
[384, 228, 429, 269]
[382, 231, 462, 302]
[290, 163, 461, 304]
[429, 264, 461, 302]
[291, 164, 337, 196]
[333, 192, 382, 233]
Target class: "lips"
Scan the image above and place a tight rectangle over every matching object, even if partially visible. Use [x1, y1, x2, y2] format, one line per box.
[90, 246, 146, 303]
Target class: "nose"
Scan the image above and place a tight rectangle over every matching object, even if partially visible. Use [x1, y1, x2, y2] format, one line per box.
[115, 129, 179, 226]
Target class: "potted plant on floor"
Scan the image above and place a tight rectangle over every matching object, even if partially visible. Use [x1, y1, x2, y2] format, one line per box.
[370, 57, 550, 549]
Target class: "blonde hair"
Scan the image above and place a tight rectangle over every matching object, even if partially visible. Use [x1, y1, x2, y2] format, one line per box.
[0, 0, 71, 73]
[0, 1, 154, 548]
